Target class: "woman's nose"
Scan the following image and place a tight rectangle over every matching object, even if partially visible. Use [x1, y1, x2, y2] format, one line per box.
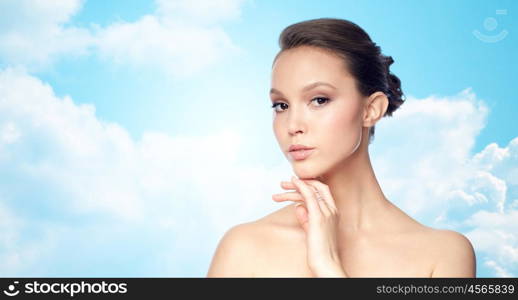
[287, 111, 306, 136]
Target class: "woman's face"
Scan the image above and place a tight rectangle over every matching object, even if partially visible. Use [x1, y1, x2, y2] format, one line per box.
[270, 46, 365, 179]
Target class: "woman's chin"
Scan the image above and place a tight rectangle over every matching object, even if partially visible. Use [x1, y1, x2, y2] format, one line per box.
[292, 167, 322, 180]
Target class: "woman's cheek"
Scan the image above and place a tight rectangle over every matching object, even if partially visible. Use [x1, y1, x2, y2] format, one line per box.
[272, 118, 283, 145]
[322, 107, 362, 155]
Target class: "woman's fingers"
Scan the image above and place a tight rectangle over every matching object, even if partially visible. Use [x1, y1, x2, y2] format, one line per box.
[280, 181, 295, 189]
[290, 176, 323, 219]
[302, 179, 338, 213]
[272, 191, 304, 202]
[311, 185, 333, 217]
[275, 177, 335, 218]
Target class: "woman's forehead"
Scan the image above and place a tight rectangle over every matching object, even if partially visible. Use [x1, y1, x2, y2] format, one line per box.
[271, 47, 353, 90]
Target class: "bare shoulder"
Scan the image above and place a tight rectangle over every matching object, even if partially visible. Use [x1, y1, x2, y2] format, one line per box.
[381, 205, 475, 277]
[428, 229, 477, 277]
[206, 204, 300, 277]
[206, 221, 265, 277]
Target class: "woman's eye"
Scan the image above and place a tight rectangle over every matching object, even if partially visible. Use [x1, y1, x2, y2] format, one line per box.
[271, 102, 288, 112]
[271, 97, 329, 112]
[311, 97, 330, 106]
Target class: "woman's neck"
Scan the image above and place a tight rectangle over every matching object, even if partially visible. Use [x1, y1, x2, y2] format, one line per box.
[318, 145, 391, 234]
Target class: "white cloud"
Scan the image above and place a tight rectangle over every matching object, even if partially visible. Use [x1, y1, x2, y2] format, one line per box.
[0, 0, 245, 76]
[95, 14, 240, 78]
[372, 88, 491, 219]
[0, 0, 93, 70]
[0, 200, 58, 274]
[95, 0, 244, 77]
[472, 138, 518, 186]
[462, 139, 518, 276]
[463, 210, 518, 276]
[484, 260, 513, 277]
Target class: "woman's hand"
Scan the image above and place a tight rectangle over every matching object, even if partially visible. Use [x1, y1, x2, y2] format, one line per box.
[272, 175, 348, 277]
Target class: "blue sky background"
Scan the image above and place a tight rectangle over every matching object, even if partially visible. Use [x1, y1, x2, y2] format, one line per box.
[0, 0, 517, 277]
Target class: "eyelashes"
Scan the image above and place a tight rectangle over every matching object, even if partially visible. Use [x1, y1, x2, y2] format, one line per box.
[270, 102, 288, 111]
[271, 97, 330, 112]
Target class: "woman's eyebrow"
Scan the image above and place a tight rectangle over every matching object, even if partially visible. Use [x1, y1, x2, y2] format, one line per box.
[301, 81, 337, 92]
[270, 81, 337, 96]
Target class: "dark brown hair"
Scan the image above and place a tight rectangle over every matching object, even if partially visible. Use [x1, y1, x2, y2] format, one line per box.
[274, 18, 405, 144]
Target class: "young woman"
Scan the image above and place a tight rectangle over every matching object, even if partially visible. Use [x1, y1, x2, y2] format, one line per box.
[207, 18, 476, 277]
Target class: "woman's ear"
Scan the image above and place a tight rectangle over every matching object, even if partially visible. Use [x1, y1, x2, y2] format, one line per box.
[362, 91, 389, 127]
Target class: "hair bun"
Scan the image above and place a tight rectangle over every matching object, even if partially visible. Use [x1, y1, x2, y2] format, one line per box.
[380, 55, 404, 117]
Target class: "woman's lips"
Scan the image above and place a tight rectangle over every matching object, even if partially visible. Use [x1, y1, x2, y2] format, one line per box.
[288, 149, 315, 161]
